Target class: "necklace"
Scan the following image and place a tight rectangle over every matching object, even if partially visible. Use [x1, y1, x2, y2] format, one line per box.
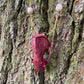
[28, 0, 63, 72]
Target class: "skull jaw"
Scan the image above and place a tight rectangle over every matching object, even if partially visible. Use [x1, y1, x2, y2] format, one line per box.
[33, 59, 49, 72]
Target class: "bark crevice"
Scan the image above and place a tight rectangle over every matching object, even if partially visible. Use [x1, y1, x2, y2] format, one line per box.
[0, 32, 13, 84]
[69, 0, 75, 15]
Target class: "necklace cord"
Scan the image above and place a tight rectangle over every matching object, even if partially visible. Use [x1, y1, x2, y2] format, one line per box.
[30, 0, 60, 42]
[30, 0, 38, 35]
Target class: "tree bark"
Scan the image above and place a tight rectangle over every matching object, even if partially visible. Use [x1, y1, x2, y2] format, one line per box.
[0, 0, 84, 84]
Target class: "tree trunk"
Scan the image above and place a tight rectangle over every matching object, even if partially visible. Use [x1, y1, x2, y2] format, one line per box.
[0, 0, 84, 84]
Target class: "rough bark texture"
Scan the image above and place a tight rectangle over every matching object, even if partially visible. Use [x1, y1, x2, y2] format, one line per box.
[0, 0, 84, 84]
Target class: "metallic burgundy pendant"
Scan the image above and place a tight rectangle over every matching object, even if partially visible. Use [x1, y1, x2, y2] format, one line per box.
[30, 33, 54, 72]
